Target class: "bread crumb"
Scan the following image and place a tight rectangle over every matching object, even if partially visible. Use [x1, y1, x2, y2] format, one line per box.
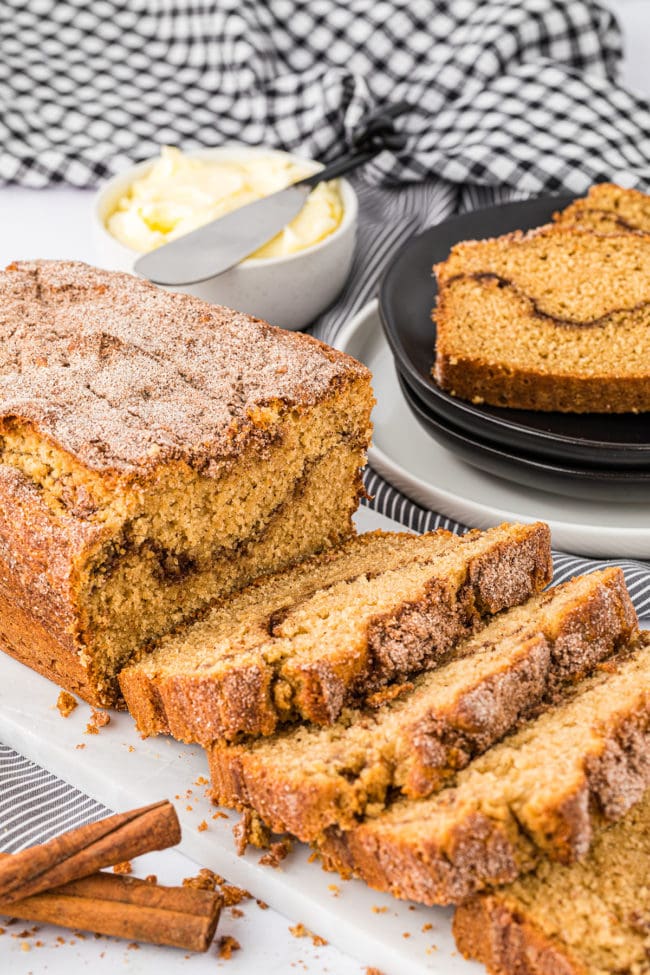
[371, 905, 387, 914]
[85, 709, 110, 734]
[186, 805, 193, 812]
[366, 682, 413, 708]
[145, 875, 157, 885]
[75, 743, 86, 750]
[127, 745, 135, 752]
[20, 942, 30, 952]
[402, 931, 411, 938]
[229, 907, 244, 919]
[212, 811, 229, 820]
[217, 935, 240, 959]
[307, 851, 318, 864]
[258, 839, 292, 868]
[256, 899, 268, 910]
[197, 820, 208, 832]
[365, 969, 386, 975]
[232, 809, 270, 855]
[195, 775, 209, 786]
[112, 860, 132, 875]
[421, 922, 433, 933]
[328, 884, 340, 897]
[56, 691, 78, 718]
[289, 923, 327, 946]
[221, 884, 251, 907]
[183, 869, 223, 891]
[127, 942, 140, 950]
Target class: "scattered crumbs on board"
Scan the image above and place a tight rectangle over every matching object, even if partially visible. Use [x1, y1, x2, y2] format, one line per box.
[85, 709, 110, 734]
[56, 691, 78, 718]
[197, 820, 208, 832]
[217, 935, 240, 959]
[289, 923, 327, 947]
[259, 839, 292, 868]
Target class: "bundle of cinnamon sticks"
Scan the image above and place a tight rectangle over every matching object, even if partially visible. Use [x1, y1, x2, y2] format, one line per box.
[0, 800, 221, 952]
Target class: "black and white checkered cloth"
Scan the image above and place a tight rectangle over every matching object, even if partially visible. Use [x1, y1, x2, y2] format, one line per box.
[2, 0, 650, 853]
[2, 0, 650, 193]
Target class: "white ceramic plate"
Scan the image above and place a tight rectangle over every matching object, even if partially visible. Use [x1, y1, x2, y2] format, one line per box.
[335, 300, 650, 559]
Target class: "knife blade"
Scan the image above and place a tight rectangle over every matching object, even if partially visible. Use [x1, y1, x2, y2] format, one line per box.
[134, 181, 313, 286]
[134, 101, 412, 287]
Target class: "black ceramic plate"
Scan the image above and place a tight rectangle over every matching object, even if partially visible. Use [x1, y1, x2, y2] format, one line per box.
[397, 371, 650, 503]
[380, 195, 650, 470]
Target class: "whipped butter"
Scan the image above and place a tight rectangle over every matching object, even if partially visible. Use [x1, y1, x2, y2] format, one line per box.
[106, 147, 344, 259]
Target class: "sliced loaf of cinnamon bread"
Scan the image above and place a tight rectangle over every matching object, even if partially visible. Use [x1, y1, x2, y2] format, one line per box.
[209, 568, 637, 842]
[453, 785, 650, 975]
[120, 522, 551, 742]
[318, 633, 650, 905]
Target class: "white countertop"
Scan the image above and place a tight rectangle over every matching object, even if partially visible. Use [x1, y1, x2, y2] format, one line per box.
[0, 3, 647, 973]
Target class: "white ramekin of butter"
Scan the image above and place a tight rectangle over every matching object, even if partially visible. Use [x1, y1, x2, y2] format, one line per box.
[93, 146, 358, 330]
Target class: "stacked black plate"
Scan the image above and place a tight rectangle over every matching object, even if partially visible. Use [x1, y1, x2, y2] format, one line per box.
[379, 195, 650, 502]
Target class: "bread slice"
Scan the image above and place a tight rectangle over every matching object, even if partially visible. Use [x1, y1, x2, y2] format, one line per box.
[120, 522, 551, 742]
[318, 633, 650, 905]
[432, 224, 650, 413]
[208, 568, 637, 842]
[453, 786, 650, 975]
[119, 528, 464, 736]
[555, 183, 650, 235]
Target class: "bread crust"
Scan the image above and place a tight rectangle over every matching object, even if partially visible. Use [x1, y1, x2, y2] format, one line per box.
[434, 353, 650, 413]
[452, 895, 586, 975]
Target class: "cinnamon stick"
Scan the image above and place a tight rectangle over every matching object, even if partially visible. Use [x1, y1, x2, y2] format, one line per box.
[0, 800, 180, 904]
[0, 870, 221, 952]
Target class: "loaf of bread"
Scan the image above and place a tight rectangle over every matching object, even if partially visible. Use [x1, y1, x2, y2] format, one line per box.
[453, 785, 650, 975]
[555, 182, 650, 235]
[119, 521, 552, 741]
[318, 633, 650, 905]
[432, 223, 650, 412]
[0, 260, 373, 706]
[208, 567, 637, 842]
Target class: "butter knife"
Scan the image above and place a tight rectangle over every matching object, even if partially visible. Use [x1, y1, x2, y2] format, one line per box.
[135, 101, 410, 286]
